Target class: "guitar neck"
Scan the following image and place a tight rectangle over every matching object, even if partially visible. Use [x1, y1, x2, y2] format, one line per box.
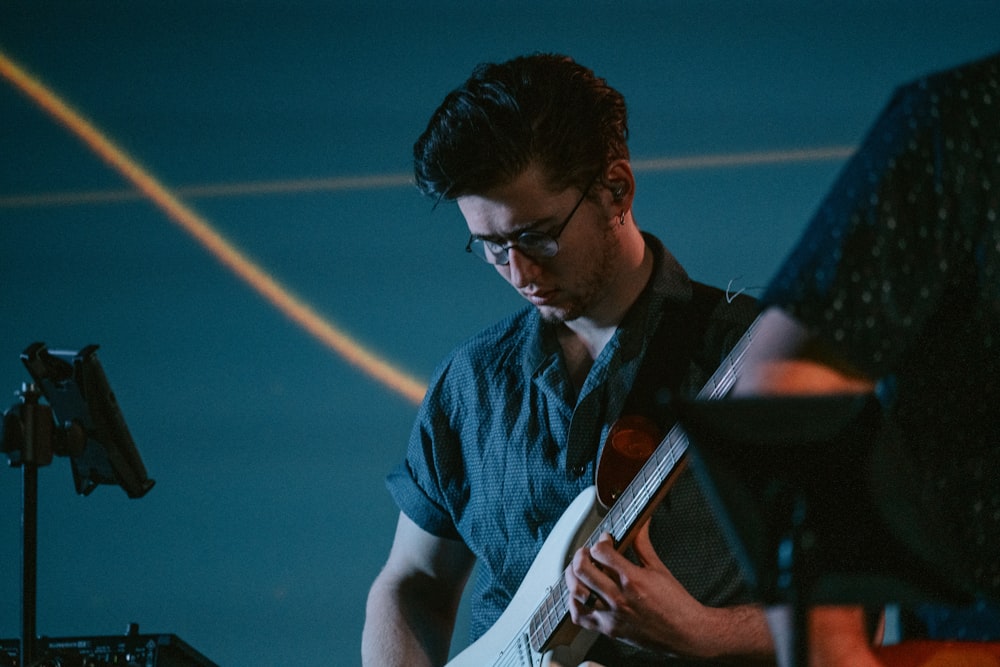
[526, 314, 761, 652]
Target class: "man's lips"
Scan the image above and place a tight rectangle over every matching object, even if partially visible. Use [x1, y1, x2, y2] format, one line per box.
[523, 288, 557, 305]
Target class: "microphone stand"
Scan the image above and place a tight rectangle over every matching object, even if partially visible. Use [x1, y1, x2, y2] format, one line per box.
[2, 383, 84, 667]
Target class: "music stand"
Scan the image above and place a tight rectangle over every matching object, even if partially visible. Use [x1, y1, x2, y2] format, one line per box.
[673, 394, 973, 667]
[1, 343, 154, 667]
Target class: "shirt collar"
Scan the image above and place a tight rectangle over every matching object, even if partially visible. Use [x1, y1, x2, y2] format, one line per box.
[614, 233, 692, 363]
[521, 233, 692, 377]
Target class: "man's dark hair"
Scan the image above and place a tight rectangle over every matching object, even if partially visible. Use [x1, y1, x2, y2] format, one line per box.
[413, 53, 629, 201]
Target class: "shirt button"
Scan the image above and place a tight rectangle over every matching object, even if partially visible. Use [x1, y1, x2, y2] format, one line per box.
[571, 465, 587, 478]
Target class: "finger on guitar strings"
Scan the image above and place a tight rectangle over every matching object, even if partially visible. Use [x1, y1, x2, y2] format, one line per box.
[571, 568, 614, 615]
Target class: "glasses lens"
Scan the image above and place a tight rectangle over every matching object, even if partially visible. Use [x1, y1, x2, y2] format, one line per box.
[467, 233, 559, 265]
[468, 238, 506, 265]
[516, 233, 558, 258]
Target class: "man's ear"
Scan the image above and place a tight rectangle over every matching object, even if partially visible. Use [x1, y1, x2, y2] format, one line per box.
[605, 159, 635, 208]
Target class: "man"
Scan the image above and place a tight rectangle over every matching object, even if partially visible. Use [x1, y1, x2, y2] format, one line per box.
[362, 54, 775, 666]
[731, 52, 1000, 665]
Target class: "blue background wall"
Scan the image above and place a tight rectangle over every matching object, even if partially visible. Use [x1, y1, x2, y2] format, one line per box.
[1, 2, 997, 664]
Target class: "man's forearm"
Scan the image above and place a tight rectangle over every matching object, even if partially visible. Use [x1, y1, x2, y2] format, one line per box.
[700, 604, 777, 665]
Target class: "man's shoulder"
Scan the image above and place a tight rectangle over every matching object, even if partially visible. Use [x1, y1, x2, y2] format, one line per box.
[893, 51, 999, 127]
[458, 306, 536, 354]
[684, 280, 760, 369]
[926, 50, 999, 89]
[431, 306, 537, 379]
[418, 306, 541, 415]
[689, 280, 760, 328]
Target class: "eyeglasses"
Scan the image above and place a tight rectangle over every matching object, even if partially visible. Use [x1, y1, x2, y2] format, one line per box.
[465, 173, 598, 266]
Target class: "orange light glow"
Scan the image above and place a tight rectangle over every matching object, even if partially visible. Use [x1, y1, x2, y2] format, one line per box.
[0, 50, 427, 405]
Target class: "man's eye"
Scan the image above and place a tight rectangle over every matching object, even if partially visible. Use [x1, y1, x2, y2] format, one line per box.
[518, 233, 548, 249]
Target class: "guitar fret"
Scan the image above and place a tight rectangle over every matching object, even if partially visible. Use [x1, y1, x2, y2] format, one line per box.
[531, 584, 561, 639]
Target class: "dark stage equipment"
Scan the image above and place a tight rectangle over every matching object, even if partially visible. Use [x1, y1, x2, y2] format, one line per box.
[674, 394, 974, 667]
[1, 343, 156, 667]
[1, 628, 217, 667]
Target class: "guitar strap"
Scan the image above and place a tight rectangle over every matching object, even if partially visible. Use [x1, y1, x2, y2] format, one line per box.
[592, 279, 736, 521]
[621, 280, 732, 430]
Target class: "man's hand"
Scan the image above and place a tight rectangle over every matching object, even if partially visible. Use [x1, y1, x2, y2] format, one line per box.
[564, 520, 774, 663]
[564, 521, 710, 657]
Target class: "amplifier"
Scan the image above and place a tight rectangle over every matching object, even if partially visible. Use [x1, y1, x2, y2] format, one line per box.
[0, 633, 217, 667]
[0, 639, 17, 667]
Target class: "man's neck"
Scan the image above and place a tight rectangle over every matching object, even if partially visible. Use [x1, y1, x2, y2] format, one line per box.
[559, 238, 654, 381]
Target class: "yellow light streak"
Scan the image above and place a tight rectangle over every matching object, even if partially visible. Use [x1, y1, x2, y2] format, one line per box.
[631, 145, 854, 171]
[0, 173, 414, 208]
[0, 50, 427, 405]
[0, 150, 855, 209]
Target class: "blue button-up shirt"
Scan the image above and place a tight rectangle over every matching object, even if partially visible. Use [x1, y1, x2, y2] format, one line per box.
[387, 235, 756, 645]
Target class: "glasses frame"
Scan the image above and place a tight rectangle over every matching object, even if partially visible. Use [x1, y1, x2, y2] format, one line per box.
[465, 171, 600, 266]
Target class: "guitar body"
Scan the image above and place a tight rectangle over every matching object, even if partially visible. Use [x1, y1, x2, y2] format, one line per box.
[446, 487, 603, 667]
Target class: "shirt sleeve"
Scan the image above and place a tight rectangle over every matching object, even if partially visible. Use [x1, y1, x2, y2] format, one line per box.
[384, 359, 466, 540]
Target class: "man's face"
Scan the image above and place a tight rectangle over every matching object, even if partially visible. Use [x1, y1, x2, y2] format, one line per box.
[457, 165, 621, 323]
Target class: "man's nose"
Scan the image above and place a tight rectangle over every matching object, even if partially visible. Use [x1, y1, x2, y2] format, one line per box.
[505, 247, 540, 287]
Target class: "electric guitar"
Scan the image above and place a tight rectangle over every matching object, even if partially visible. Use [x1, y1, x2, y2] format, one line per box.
[445, 316, 761, 667]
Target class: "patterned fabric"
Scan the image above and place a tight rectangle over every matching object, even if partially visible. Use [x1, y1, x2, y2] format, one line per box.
[765, 52, 1000, 598]
[386, 234, 759, 656]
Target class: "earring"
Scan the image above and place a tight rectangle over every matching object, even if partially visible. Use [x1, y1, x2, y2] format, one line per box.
[618, 211, 626, 226]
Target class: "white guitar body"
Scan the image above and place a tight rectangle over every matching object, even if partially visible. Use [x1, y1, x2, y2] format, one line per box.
[447, 486, 603, 667]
